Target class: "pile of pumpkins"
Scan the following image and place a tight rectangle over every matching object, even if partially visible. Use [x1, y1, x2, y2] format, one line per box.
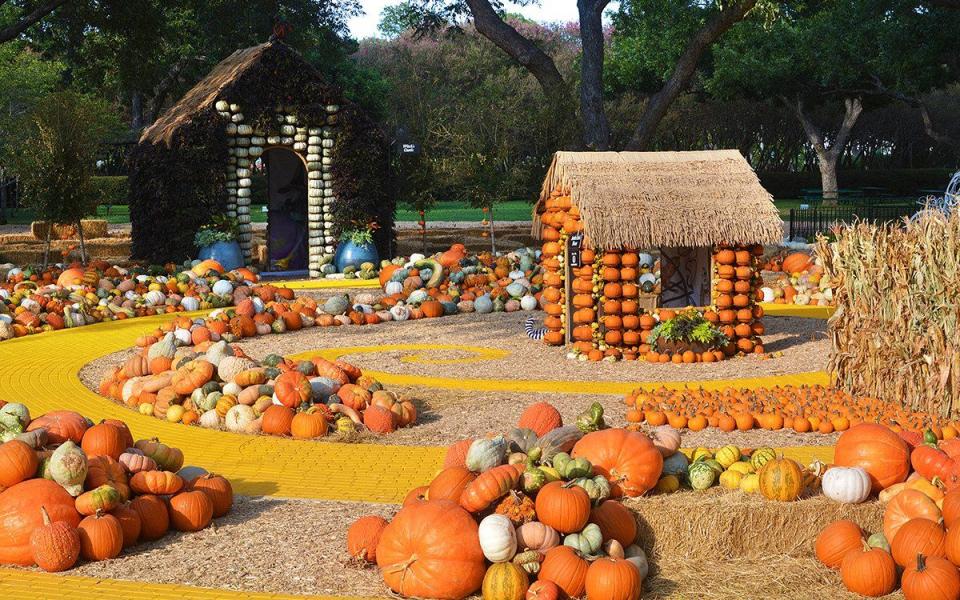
[813, 423, 960, 598]
[648, 428, 820, 500]
[711, 245, 766, 355]
[759, 251, 835, 306]
[0, 258, 261, 341]
[623, 384, 960, 438]
[0, 403, 232, 571]
[377, 245, 543, 318]
[98, 327, 416, 437]
[346, 400, 660, 599]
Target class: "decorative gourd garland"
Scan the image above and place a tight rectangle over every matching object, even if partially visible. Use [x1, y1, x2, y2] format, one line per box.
[0, 404, 232, 572]
[0, 258, 265, 342]
[97, 300, 419, 437]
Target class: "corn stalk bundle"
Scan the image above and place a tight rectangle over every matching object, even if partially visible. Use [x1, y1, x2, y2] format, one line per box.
[817, 208, 960, 417]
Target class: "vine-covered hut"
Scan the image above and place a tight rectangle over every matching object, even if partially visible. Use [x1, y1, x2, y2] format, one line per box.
[129, 39, 392, 276]
[533, 150, 783, 355]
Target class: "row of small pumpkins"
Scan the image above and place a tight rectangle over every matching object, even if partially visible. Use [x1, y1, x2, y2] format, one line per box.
[99, 323, 417, 437]
[623, 384, 959, 437]
[813, 423, 960, 598]
[760, 251, 835, 306]
[0, 403, 232, 571]
[346, 401, 661, 600]
[0, 258, 262, 341]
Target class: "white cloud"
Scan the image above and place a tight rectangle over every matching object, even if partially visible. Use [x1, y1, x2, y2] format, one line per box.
[349, 1, 617, 39]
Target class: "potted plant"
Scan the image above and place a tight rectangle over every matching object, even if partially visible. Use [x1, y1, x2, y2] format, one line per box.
[647, 310, 729, 354]
[194, 215, 243, 270]
[334, 220, 380, 272]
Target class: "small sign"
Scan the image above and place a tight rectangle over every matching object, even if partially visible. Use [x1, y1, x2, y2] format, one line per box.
[401, 143, 420, 155]
[568, 233, 584, 267]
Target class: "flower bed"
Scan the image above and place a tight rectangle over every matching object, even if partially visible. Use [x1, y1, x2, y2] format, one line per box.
[0, 403, 232, 572]
[623, 384, 957, 436]
[0, 259, 263, 341]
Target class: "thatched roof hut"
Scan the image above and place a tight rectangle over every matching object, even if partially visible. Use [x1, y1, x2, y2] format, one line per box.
[129, 40, 392, 269]
[533, 150, 782, 250]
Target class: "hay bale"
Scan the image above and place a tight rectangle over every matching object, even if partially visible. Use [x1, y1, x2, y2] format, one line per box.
[817, 207, 960, 416]
[30, 220, 109, 241]
[625, 489, 883, 562]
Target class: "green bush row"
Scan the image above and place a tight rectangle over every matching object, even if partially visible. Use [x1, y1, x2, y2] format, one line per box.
[92, 176, 129, 206]
[758, 168, 954, 199]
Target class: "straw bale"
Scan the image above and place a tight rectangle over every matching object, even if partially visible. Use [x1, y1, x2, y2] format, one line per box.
[625, 488, 883, 562]
[30, 220, 109, 241]
[532, 151, 783, 249]
[818, 207, 960, 417]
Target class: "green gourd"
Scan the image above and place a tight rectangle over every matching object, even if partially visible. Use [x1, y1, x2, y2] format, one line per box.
[688, 461, 717, 491]
[563, 523, 603, 556]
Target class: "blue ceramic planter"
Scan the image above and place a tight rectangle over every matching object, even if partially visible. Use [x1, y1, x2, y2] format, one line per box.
[198, 240, 244, 271]
[334, 240, 379, 272]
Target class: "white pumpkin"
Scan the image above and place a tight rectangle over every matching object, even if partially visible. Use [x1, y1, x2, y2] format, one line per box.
[225, 404, 256, 432]
[204, 341, 234, 367]
[385, 281, 403, 296]
[199, 409, 222, 429]
[625, 545, 649, 580]
[822, 466, 871, 504]
[478, 514, 517, 562]
[760, 286, 775, 303]
[144, 290, 166, 306]
[173, 327, 192, 346]
[222, 381, 243, 397]
[390, 304, 410, 321]
[212, 280, 233, 296]
[180, 296, 200, 311]
[251, 297, 265, 314]
[520, 295, 538, 311]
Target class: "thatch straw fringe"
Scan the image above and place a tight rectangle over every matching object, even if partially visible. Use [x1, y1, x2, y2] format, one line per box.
[141, 44, 269, 146]
[818, 207, 960, 417]
[532, 151, 783, 250]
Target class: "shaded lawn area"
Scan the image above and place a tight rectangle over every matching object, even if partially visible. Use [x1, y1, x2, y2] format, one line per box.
[2, 199, 804, 225]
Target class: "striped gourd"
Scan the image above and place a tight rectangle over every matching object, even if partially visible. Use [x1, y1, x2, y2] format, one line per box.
[481, 562, 529, 600]
[757, 457, 804, 501]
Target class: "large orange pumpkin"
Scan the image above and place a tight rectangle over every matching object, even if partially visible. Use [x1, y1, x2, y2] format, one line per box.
[815, 520, 865, 569]
[460, 464, 523, 513]
[26, 410, 88, 445]
[589, 500, 637, 547]
[902, 554, 960, 600]
[0, 479, 81, 566]
[572, 429, 663, 497]
[892, 518, 946, 568]
[81, 422, 128, 461]
[782, 252, 812, 273]
[274, 371, 312, 409]
[0, 440, 39, 489]
[539, 546, 589, 598]
[834, 423, 910, 493]
[884, 489, 942, 543]
[517, 402, 562, 437]
[535, 481, 590, 534]
[376, 500, 486, 599]
[584, 557, 642, 600]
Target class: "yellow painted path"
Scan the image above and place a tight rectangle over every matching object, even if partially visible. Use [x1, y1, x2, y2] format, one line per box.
[0, 568, 368, 600]
[272, 278, 380, 290]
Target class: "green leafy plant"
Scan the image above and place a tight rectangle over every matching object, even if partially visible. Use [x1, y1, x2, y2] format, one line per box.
[194, 215, 239, 248]
[647, 310, 728, 350]
[341, 219, 379, 246]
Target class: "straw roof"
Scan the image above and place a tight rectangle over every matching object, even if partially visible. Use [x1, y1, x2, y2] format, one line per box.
[140, 41, 335, 147]
[533, 150, 783, 249]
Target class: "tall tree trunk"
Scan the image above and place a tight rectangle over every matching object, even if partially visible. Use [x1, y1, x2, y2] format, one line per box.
[626, 0, 758, 150]
[465, 0, 576, 132]
[578, 0, 611, 150]
[76, 219, 87, 264]
[784, 96, 862, 206]
[131, 91, 145, 131]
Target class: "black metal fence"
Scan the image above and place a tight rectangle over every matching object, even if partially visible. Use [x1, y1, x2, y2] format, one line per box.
[789, 203, 917, 241]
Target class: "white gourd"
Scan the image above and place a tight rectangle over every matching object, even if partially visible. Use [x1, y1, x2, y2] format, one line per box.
[624, 544, 649, 580]
[822, 466, 871, 504]
[478, 514, 517, 563]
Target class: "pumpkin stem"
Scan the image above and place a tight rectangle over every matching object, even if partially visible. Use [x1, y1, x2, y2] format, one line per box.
[916, 553, 927, 573]
[39, 506, 51, 526]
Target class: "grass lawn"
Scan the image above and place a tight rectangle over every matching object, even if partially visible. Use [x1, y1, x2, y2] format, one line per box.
[2, 199, 807, 225]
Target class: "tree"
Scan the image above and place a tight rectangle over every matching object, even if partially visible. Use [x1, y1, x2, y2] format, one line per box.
[708, 0, 960, 202]
[401, 0, 761, 150]
[7, 91, 119, 266]
[0, 0, 70, 44]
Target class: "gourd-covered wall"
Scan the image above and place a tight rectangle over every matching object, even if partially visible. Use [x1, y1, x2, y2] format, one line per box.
[129, 41, 394, 268]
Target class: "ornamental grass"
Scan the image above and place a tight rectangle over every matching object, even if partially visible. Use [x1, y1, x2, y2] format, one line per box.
[817, 206, 960, 417]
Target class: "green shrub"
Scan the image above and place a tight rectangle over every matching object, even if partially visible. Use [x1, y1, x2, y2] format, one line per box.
[91, 176, 128, 206]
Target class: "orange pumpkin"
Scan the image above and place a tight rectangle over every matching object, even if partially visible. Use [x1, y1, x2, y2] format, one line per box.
[274, 371, 312, 409]
[539, 546, 589, 598]
[572, 429, 663, 497]
[834, 423, 910, 493]
[535, 481, 590, 534]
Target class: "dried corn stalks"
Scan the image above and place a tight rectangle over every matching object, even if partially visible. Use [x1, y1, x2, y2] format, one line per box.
[817, 208, 960, 418]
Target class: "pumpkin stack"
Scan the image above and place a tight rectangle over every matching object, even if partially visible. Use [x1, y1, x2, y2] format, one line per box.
[712, 244, 765, 356]
[539, 186, 576, 347]
[349, 401, 659, 599]
[568, 246, 597, 354]
[0, 403, 232, 572]
[99, 331, 416, 437]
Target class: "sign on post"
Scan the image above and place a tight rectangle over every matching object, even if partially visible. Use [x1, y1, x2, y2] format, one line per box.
[568, 233, 583, 267]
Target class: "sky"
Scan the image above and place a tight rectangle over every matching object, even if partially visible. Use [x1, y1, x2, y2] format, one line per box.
[348, 1, 613, 39]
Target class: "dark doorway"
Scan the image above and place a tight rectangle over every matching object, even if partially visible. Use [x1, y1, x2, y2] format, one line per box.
[264, 148, 308, 272]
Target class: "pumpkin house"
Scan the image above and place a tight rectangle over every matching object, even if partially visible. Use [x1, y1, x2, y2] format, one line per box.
[129, 39, 392, 277]
[533, 150, 783, 356]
